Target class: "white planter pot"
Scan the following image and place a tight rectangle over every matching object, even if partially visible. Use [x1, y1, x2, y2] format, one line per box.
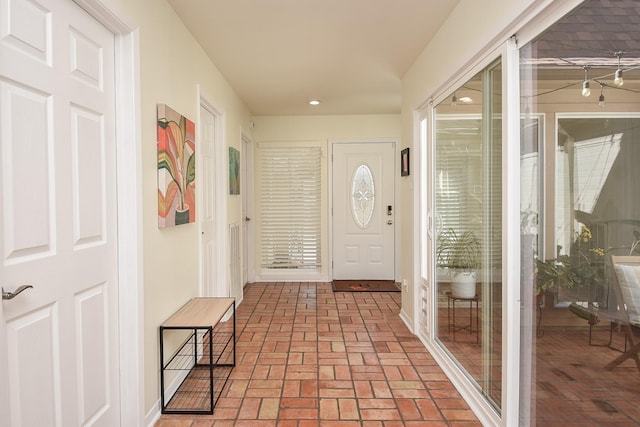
[451, 271, 476, 298]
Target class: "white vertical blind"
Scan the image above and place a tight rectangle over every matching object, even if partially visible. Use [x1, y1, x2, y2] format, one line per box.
[435, 117, 502, 269]
[435, 118, 484, 259]
[258, 145, 321, 269]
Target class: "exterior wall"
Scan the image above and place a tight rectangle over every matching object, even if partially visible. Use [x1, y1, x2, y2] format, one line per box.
[106, 0, 252, 416]
[251, 114, 401, 281]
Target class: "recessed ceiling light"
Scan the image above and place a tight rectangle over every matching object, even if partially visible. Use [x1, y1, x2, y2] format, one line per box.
[309, 100, 320, 106]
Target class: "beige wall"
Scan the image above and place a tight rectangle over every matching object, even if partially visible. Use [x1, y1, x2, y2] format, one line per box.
[251, 114, 401, 281]
[108, 0, 251, 415]
[400, 0, 539, 324]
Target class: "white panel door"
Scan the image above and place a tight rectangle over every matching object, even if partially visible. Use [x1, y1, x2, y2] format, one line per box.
[332, 142, 395, 280]
[241, 135, 253, 287]
[200, 103, 217, 297]
[0, 0, 120, 425]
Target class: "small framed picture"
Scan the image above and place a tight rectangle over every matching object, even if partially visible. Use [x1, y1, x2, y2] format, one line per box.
[401, 148, 410, 176]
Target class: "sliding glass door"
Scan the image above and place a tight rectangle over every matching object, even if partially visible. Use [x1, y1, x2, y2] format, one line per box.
[432, 59, 503, 410]
[519, 1, 640, 424]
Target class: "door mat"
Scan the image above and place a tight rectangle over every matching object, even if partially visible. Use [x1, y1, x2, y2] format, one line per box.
[331, 280, 401, 292]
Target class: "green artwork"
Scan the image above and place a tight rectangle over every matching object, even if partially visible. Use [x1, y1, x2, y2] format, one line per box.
[229, 147, 240, 195]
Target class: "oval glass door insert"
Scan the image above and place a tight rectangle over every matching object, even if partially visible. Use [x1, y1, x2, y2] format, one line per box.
[351, 164, 375, 228]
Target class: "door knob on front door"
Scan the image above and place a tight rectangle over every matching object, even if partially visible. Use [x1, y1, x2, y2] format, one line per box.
[387, 220, 393, 225]
[2, 285, 33, 300]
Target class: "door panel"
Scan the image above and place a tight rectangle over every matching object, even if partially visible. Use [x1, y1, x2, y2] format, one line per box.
[1, 80, 53, 261]
[332, 142, 395, 280]
[6, 305, 58, 426]
[0, 0, 119, 425]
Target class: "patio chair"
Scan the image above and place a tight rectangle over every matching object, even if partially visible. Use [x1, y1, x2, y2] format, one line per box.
[606, 256, 640, 373]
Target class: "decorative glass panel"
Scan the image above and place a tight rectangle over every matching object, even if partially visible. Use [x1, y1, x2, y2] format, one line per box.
[351, 164, 375, 228]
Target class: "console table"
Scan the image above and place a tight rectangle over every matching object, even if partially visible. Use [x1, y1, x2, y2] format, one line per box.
[159, 297, 235, 414]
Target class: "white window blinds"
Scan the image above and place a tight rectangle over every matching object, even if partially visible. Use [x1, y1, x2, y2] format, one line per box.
[435, 117, 502, 270]
[258, 144, 321, 270]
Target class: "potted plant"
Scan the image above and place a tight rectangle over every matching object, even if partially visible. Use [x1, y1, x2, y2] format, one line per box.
[535, 225, 606, 304]
[436, 228, 481, 298]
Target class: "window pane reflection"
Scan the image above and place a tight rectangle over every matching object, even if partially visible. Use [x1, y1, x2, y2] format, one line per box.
[520, 0, 640, 424]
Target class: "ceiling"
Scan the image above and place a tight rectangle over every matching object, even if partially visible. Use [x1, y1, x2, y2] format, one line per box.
[167, 0, 459, 116]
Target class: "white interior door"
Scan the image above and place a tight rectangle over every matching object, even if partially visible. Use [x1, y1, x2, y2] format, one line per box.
[332, 142, 395, 280]
[200, 103, 217, 297]
[0, 0, 120, 425]
[241, 134, 253, 286]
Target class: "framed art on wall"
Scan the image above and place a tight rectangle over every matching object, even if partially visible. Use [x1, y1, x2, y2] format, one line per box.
[401, 147, 410, 176]
[157, 104, 196, 227]
[229, 147, 240, 195]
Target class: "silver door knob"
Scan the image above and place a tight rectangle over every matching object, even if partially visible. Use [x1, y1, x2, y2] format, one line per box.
[2, 285, 33, 300]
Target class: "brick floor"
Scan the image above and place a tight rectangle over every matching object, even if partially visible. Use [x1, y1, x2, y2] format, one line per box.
[155, 282, 481, 426]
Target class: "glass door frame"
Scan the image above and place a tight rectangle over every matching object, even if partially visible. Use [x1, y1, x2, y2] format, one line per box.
[416, 39, 521, 426]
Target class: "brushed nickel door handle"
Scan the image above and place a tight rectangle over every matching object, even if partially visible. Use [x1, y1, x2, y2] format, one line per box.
[2, 285, 33, 300]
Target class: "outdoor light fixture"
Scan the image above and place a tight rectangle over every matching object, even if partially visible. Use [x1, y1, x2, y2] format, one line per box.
[614, 69, 623, 87]
[614, 51, 624, 87]
[309, 99, 320, 106]
[581, 80, 591, 97]
[598, 84, 605, 108]
[581, 67, 591, 97]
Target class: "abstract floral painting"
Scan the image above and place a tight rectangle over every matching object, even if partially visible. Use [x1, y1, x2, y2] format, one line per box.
[229, 147, 240, 195]
[157, 104, 196, 227]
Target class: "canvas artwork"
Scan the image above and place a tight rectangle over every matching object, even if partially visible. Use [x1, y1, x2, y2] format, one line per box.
[157, 104, 196, 227]
[229, 147, 240, 195]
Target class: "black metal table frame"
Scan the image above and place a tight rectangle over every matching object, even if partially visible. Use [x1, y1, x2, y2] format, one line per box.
[159, 301, 236, 415]
[446, 291, 479, 343]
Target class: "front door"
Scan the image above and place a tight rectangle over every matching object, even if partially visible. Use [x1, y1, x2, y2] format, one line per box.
[0, 0, 120, 425]
[332, 142, 395, 280]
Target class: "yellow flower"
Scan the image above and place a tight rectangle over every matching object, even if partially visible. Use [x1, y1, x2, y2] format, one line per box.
[579, 225, 592, 243]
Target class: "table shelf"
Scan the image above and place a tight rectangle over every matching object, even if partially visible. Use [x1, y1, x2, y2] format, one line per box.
[159, 297, 235, 415]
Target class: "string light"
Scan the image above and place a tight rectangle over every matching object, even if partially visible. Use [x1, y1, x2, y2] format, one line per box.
[598, 83, 605, 107]
[522, 54, 640, 105]
[614, 51, 624, 87]
[581, 67, 591, 97]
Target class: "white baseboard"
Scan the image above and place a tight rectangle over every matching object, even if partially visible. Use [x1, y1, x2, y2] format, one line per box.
[253, 272, 330, 282]
[144, 403, 160, 427]
[146, 358, 193, 426]
[399, 308, 414, 334]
